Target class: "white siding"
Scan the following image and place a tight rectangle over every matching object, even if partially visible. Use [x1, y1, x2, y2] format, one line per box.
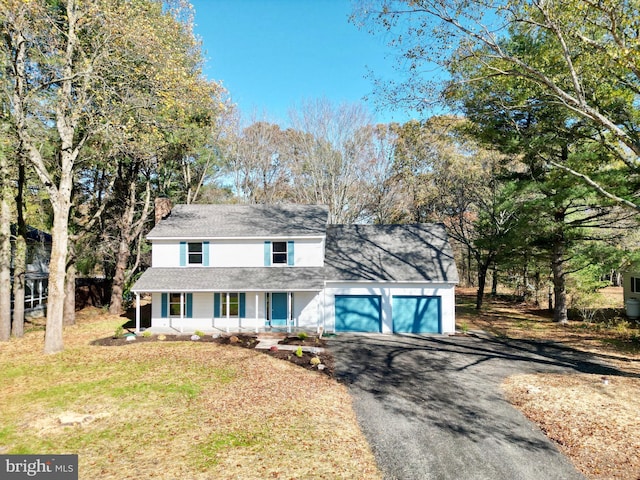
[152, 241, 181, 268]
[151, 238, 324, 268]
[293, 291, 321, 329]
[211, 238, 324, 267]
[323, 283, 456, 334]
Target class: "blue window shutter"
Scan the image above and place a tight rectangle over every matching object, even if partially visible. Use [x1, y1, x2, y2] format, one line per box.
[214, 293, 220, 317]
[264, 241, 271, 266]
[161, 293, 168, 318]
[203, 241, 210, 266]
[186, 293, 193, 318]
[287, 240, 294, 266]
[239, 293, 246, 318]
[179, 242, 186, 266]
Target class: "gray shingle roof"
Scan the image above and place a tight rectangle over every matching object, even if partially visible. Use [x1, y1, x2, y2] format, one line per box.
[324, 224, 459, 283]
[147, 204, 329, 239]
[132, 267, 326, 292]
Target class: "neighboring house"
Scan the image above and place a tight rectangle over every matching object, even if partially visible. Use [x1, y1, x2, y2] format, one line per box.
[11, 226, 51, 314]
[131, 203, 459, 334]
[622, 263, 640, 319]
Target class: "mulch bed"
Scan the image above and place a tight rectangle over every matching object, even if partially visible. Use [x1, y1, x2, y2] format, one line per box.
[91, 333, 334, 377]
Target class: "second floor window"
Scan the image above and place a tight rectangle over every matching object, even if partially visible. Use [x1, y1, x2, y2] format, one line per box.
[272, 241, 288, 264]
[188, 242, 203, 265]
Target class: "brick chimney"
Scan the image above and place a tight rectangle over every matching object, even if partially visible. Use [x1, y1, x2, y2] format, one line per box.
[154, 197, 172, 224]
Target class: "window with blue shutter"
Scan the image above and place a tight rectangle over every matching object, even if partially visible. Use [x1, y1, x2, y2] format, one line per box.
[214, 293, 221, 317]
[179, 242, 186, 266]
[203, 241, 210, 266]
[287, 240, 294, 266]
[186, 293, 193, 318]
[161, 293, 168, 318]
[239, 293, 246, 318]
[264, 241, 271, 266]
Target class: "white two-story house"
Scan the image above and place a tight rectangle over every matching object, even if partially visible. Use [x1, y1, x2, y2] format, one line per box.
[131, 203, 459, 335]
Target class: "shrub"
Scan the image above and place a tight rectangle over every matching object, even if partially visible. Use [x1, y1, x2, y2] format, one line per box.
[194, 330, 205, 338]
[295, 346, 303, 358]
[113, 325, 124, 338]
[310, 356, 321, 366]
[142, 330, 153, 338]
[297, 332, 308, 341]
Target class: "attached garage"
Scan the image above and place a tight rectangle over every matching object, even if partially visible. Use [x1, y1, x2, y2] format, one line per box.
[324, 224, 459, 335]
[335, 295, 381, 332]
[392, 296, 441, 334]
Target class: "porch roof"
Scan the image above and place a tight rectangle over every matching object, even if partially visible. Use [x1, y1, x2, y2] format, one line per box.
[131, 267, 326, 293]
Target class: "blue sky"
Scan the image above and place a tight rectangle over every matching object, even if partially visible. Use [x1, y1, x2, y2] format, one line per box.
[190, 0, 420, 125]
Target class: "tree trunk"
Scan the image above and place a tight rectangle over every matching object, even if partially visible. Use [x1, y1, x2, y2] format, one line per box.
[476, 267, 487, 310]
[467, 245, 473, 286]
[12, 160, 27, 338]
[109, 171, 150, 315]
[63, 250, 76, 326]
[491, 265, 498, 296]
[109, 169, 138, 315]
[11, 236, 26, 338]
[44, 191, 72, 354]
[551, 235, 568, 324]
[475, 257, 493, 310]
[0, 152, 11, 341]
[109, 237, 130, 315]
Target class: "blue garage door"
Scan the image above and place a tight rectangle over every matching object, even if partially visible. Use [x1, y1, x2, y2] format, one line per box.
[392, 296, 441, 333]
[335, 295, 381, 332]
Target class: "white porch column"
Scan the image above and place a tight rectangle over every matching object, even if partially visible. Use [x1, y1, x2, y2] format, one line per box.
[180, 292, 184, 333]
[225, 292, 230, 333]
[135, 293, 141, 333]
[287, 292, 292, 333]
[255, 293, 259, 333]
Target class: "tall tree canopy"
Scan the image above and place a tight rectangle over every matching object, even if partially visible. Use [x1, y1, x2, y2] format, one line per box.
[0, 0, 225, 352]
[354, 0, 640, 211]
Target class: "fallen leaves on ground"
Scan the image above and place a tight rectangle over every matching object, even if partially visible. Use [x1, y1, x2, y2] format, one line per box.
[503, 374, 640, 480]
[457, 288, 640, 480]
[0, 308, 381, 480]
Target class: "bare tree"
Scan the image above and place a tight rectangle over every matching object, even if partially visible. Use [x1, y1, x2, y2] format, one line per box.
[289, 98, 376, 223]
[223, 112, 295, 205]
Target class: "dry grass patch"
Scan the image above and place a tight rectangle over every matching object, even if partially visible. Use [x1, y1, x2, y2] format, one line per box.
[457, 289, 640, 479]
[0, 309, 381, 479]
[503, 374, 640, 480]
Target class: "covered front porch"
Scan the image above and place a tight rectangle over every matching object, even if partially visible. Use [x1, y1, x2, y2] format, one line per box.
[131, 266, 327, 335]
[132, 290, 322, 334]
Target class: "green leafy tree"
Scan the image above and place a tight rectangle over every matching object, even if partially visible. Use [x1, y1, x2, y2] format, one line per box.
[447, 50, 632, 321]
[354, 0, 640, 212]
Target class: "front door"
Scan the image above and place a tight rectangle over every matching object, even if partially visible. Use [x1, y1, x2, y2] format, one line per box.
[271, 293, 288, 326]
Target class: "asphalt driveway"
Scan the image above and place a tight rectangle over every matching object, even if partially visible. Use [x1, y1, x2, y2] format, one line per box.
[327, 333, 625, 480]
